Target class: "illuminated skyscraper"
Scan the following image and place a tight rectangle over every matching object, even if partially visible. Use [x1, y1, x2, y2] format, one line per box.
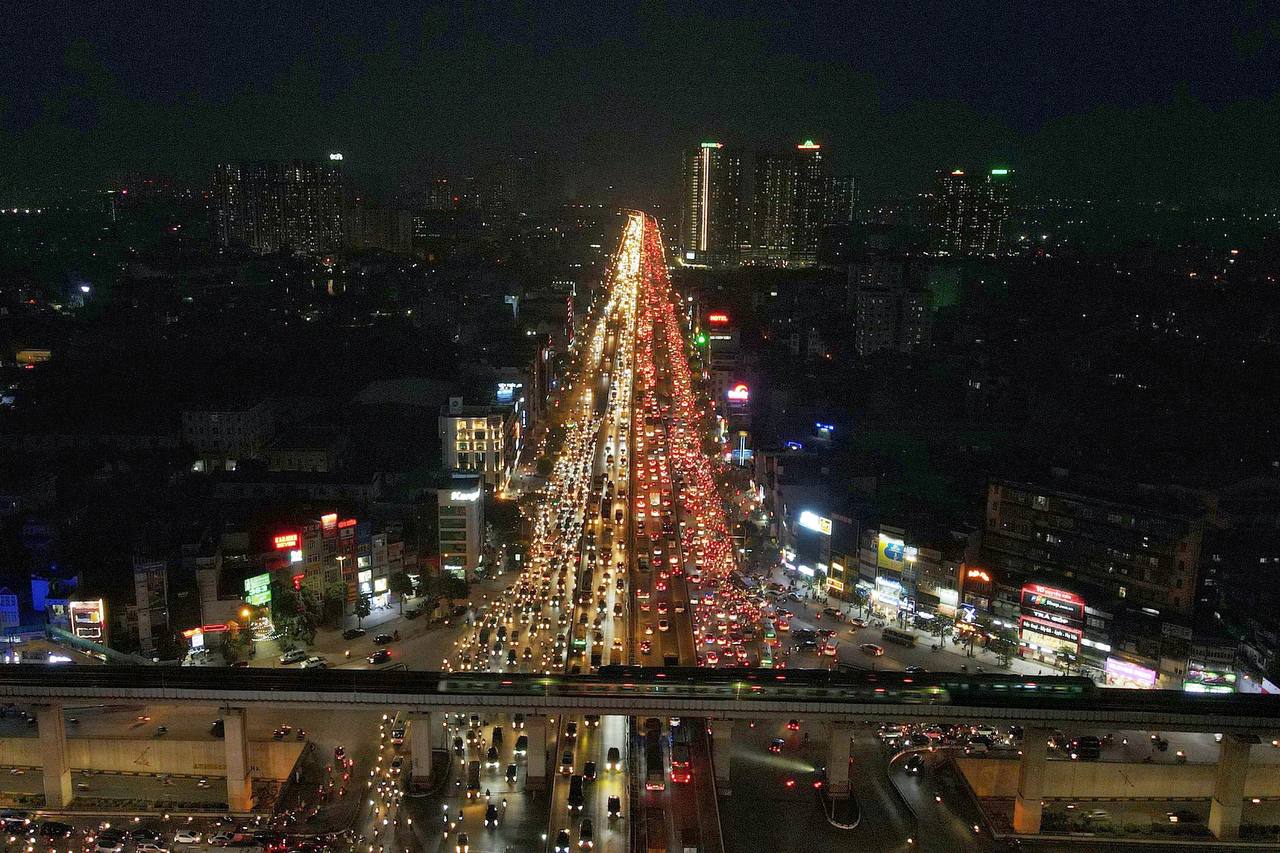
[932, 167, 1011, 256]
[212, 160, 344, 256]
[750, 140, 842, 267]
[679, 142, 743, 266]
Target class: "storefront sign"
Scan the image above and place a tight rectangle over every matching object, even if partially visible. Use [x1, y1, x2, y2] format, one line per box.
[877, 534, 905, 570]
[1105, 656, 1157, 689]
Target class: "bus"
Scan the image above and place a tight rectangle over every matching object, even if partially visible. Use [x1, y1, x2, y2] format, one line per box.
[761, 620, 779, 646]
[819, 637, 838, 657]
[669, 724, 692, 784]
[466, 760, 481, 798]
[758, 646, 774, 669]
[881, 627, 917, 648]
[572, 626, 588, 655]
[644, 718, 665, 791]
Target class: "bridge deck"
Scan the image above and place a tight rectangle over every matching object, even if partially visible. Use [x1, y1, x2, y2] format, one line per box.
[0, 666, 1276, 734]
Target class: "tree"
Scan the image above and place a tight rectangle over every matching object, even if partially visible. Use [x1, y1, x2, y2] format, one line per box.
[388, 571, 414, 614]
[851, 587, 870, 617]
[354, 593, 372, 628]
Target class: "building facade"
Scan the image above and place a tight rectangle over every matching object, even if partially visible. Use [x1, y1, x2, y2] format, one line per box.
[438, 475, 484, 580]
[439, 397, 524, 492]
[212, 160, 345, 256]
[679, 142, 743, 267]
[932, 167, 1011, 257]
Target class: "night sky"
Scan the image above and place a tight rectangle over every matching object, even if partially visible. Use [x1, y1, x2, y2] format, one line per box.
[4, 1, 1279, 203]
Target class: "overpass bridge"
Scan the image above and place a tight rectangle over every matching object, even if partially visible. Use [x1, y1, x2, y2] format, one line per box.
[3, 665, 1277, 840]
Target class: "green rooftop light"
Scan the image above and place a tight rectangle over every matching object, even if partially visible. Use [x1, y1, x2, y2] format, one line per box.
[990, 168, 1010, 176]
[700, 141, 722, 149]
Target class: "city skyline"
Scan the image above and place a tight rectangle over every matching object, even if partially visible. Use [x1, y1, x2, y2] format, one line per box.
[4, 4, 1280, 205]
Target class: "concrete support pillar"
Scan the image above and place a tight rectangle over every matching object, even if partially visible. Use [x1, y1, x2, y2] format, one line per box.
[408, 712, 432, 784]
[1209, 734, 1256, 840]
[223, 707, 253, 813]
[826, 725, 853, 799]
[1012, 725, 1051, 834]
[36, 705, 71, 809]
[711, 720, 733, 795]
[525, 715, 548, 791]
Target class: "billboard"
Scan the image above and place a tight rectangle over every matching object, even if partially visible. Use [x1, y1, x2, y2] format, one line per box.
[726, 383, 749, 403]
[273, 532, 299, 550]
[1018, 614, 1081, 657]
[877, 534, 905, 570]
[798, 511, 832, 535]
[1183, 667, 1236, 694]
[243, 573, 272, 607]
[1020, 583, 1084, 624]
[1105, 657, 1157, 689]
[69, 599, 106, 642]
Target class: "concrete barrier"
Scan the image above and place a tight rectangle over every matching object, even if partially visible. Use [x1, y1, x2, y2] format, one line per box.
[955, 757, 1280, 801]
[0, 737, 303, 780]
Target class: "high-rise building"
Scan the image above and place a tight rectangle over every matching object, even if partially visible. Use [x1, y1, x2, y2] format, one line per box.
[825, 175, 858, 226]
[679, 142, 744, 267]
[932, 167, 1011, 256]
[849, 257, 931, 356]
[792, 140, 826, 265]
[212, 160, 345, 256]
[750, 140, 850, 267]
[752, 150, 799, 265]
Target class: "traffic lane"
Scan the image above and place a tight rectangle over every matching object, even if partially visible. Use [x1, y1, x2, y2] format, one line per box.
[429, 715, 535, 853]
[889, 748, 995, 853]
[0, 768, 224, 804]
[585, 714, 628, 851]
[717, 720, 859, 853]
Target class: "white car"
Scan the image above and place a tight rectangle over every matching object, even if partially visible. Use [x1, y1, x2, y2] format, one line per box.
[95, 842, 123, 853]
[278, 649, 307, 665]
[208, 832, 234, 845]
[301, 656, 327, 669]
[136, 844, 170, 853]
[172, 830, 202, 844]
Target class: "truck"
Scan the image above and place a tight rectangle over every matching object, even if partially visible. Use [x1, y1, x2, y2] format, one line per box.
[644, 718, 665, 790]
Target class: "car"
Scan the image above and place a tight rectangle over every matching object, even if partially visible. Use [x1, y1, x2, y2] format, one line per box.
[849, 618, 868, 628]
[859, 643, 885, 656]
[607, 794, 622, 819]
[905, 665, 927, 674]
[173, 829, 202, 844]
[567, 774, 585, 811]
[210, 718, 225, 737]
[390, 756, 404, 775]
[786, 719, 801, 731]
[606, 746, 621, 771]
[658, 619, 670, 632]
[515, 735, 529, 757]
[506, 763, 518, 784]
[136, 843, 170, 853]
[454, 832, 470, 853]
[130, 828, 164, 843]
[278, 649, 307, 665]
[554, 829, 572, 853]
[374, 633, 394, 644]
[484, 803, 499, 828]
[578, 818, 594, 848]
[486, 746, 500, 768]
[334, 744, 347, 761]
[342, 628, 366, 640]
[905, 754, 924, 774]
[583, 760, 597, 781]
[769, 737, 785, 753]
[302, 655, 327, 669]
[453, 736, 465, 755]
[1, 811, 30, 832]
[208, 832, 234, 845]
[560, 752, 574, 774]
[566, 721, 578, 740]
[96, 840, 125, 853]
[367, 648, 391, 664]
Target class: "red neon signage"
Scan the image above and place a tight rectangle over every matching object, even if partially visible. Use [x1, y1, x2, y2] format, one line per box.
[273, 532, 299, 550]
[338, 518, 358, 529]
[708, 312, 730, 325]
[292, 573, 305, 591]
[726, 383, 749, 402]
